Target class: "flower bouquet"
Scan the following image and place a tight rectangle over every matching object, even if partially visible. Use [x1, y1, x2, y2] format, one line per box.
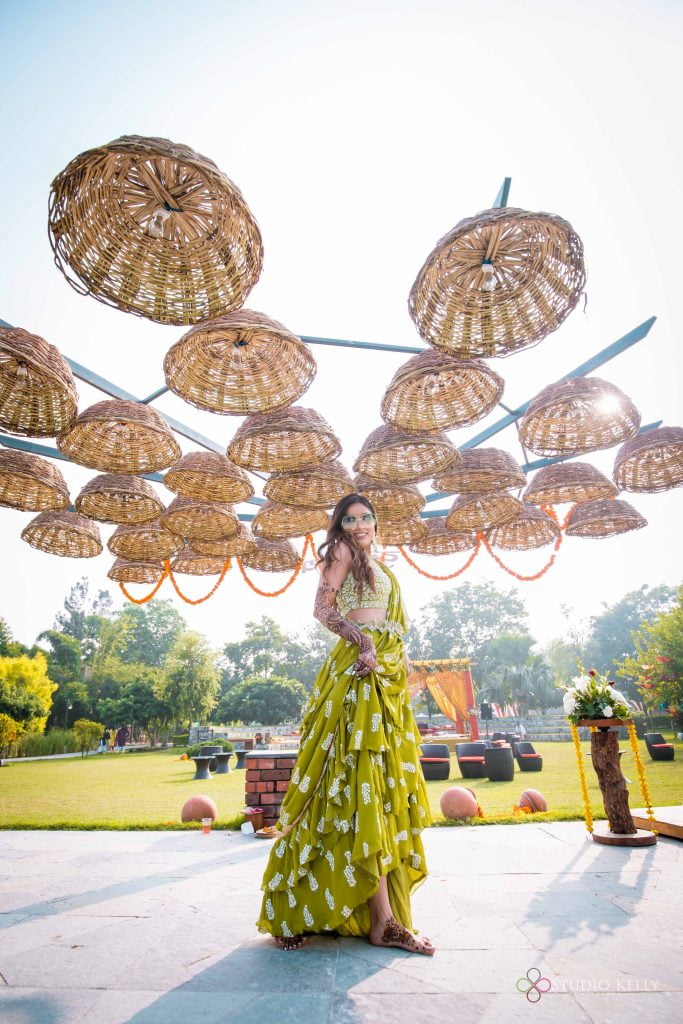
[562, 667, 631, 727]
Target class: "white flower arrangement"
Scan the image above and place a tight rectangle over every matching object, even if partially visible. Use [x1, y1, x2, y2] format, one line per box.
[562, 666, 631, 724]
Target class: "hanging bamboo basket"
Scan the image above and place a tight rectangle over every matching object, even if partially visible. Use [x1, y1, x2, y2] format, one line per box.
[0, 450, 70, 512]
[228, 407, 341, 472]
[164, 310, 316, 415]
[565, 498, 647, 539]
[613, 427, 683, 493]
[57, 399, 181, 473]
[408, 207, 586, 358]
[408, 517, 477, 557]
[0, 326, 78, 437]
[486, 504, 560, 550]
[519, 377, 641, 457]
[353, 425, 459, 484]
[75, 474, 163, 524]
[524, 460, 617, 505]
[445, 491, 522, 532]
[163, 451, 254, 504]
[264, 460, 353, 509]
[252, 502, 329, 540]
[377, 516, 428, 547]
[107, 520, 184, 561]
[193, 522, 257, 559]
[433, 448, 525, 495]
[21, 509, 102, 558]
[48, 135, 263, 325]
[171, 543, 227, 576]
[160, 495, 239, 541]
[108, 559, 165, 584]
[353, 474, 425, 522]
[240, 537, 301, 572]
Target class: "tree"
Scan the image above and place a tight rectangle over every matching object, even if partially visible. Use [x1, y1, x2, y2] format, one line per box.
[0, 653, 57, 732]
[53, 579, 114, 663]
[72, 718, 104, 757]
[217, 675, 308, 726]
[115, 601, 185, 667]
[97, 669, 171, 746]
[158, 632, 220, 726]
[411, 583, 528, 662]
[617, 587, 683, 715]
[0, 618, 13, 656]
[0, 712, 20, 762]
[477, 633, 558, 717]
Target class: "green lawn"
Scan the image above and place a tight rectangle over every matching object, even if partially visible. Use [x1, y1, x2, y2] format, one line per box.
[0, 740, 681, 830]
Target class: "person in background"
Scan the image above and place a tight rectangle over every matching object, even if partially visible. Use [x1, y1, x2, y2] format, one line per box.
[99, 727, 110, 753]
[115, 725, 129, 753]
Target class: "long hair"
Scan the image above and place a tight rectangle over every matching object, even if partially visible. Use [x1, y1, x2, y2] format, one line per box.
[317, 493, 377, 595]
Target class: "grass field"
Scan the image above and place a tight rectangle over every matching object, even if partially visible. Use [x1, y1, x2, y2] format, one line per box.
[0, 740, 680, 830]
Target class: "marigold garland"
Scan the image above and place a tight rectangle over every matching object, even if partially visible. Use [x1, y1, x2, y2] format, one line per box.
[119, 564, 170, 605]
[236, 534, 312, 597]
[168, 557, 232, 606]
[570, 722, 594, 834]
[480, 530, 563, 582]
[626, 721, 658, 834]
[397, 536, 482, 580]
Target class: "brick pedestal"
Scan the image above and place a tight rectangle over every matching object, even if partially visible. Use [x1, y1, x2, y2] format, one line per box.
[244, 750, 298, 829]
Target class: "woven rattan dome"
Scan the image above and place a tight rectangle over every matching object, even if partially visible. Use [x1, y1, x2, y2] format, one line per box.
[524, 461, 617, 505]
[107, 520, 184, 561]
[163, 451, 254, 504]
[353, 474, 425, 523]
[171, 543, 227, 576]
[0, 450, 70, 512]
[353, 425, 459, 484]
[408, 207, 586, 358]
[75, 474, 163, 524]
[445, 492, 522, 532]
[0, 326, 78, 437]
[381, 351, 504, 433]
[252, 502, 329, 540]
[377, 516, 428, 547]
[21, 510, 102, 558]
[228, 407, 341, 472]
[108, 559, 165, 584]
[265, 461, 353, 509]
[519, 377, 641, 457]
[193, 523, 257, 559]
[160, 496, 239, 541]
[48, 135, 263, 325]
[408, 517, 477, 557]
[433, 448, 525, 495]
[565, 498, 647, 539]
[164, 310, 317, 415]
[57, 400, 181, 473]
[486, 504, 560, 550]
[613, 427, 683, 493]
[240, 538, 300, 572]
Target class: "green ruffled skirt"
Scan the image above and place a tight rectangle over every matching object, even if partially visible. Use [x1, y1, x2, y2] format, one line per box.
[256, 625, 432, 939]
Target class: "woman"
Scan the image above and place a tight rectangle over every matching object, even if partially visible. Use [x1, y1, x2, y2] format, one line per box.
[256, 493, 434, 955]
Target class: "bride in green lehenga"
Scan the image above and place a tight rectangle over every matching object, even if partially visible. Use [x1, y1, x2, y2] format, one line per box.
[256, 493, 435, 955]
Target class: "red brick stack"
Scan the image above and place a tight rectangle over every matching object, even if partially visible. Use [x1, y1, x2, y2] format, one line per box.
[244, 750, 298, 829]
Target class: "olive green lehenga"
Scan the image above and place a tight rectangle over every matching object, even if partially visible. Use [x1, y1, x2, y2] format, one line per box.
[256, 561, 432, 940]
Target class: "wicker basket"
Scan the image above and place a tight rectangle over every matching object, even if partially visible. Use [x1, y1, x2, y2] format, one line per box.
[163, 451, 254, 504]
[252, 502, 329, 540]
[353, 425, 459, 484]
[565, 498, 647, 539]
[240, 537, 301, 572]
[353, 474, 425, 523]
[524, 461, 617, 505]
[519, 377, 641, 457]
[377, 516, 428, 547]
[613, 427, 683, 493]
[75, 474, 163, 524]
[48, 135, 263, 325]
[408, 517, 477, 557]
[433, 448, 525, 495]
[0, 326, 78, 437]
[445, 492, 522, 532]
[108, 559, 165, 584]
[164, 310, 316, 415]
[486, 504, 560, 550]
[160, 495, 239, 541]
[21, 509, 102, 558]
[408, 207, 586, 358]
[193, 522, 257, 558]
[0, 450, 70, 511]
[57, 399, 181, 473]
[381, 351, 504, 432]
[171, 543, 227, 576]
[265, 460, 353, 509]
[228, 407, 341, 472]
[107, 520, 184, 561]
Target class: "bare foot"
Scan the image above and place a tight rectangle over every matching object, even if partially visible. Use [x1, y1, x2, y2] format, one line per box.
[274, 934, 306, 951]
[369, 916, 435, 956]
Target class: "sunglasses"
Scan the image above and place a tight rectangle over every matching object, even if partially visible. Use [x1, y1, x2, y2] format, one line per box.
[341, 512, 376, 529]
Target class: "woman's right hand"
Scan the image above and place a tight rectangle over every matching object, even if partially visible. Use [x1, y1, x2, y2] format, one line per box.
[352, 635, 378, 677]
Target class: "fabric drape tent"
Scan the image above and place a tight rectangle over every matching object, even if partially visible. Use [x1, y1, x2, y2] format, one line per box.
[407, 659, 478, 738]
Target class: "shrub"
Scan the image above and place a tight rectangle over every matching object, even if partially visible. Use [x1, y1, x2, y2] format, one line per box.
[72, 718, 104, 757]
[0, 712, 20, 759]
[172, 734, 190, 747]
[14, 729, 81, 757]
[186, 738, 233, 758]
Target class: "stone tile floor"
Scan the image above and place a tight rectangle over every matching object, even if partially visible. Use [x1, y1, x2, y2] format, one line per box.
[0, 823, 681, 1023]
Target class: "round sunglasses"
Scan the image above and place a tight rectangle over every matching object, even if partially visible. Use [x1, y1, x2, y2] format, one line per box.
[341, 512, 376, 528]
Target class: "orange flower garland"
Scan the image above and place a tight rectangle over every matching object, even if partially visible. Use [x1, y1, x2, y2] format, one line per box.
[168, 557, 232, 606]
[480, 530, 563, 582]
[397, 536, 482, 580]
[119, 564, 170, 605]
[236, 534, 313, 598]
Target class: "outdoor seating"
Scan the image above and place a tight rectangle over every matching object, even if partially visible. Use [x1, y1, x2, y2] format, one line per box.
[419, 742, 451, 781]
[515, 741, 543, 771]
[191, 755, 212, 780]
[484, 745, 515, 781]
[213, 752, 232, 774]
[644, 733, 675, 761]
[455, 741, 487, 778]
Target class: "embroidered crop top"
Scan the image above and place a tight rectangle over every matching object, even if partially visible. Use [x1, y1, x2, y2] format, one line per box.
[337, 559, 392, 616]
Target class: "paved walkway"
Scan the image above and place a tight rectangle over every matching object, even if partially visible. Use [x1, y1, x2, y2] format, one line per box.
[0, 823, 681, 1023]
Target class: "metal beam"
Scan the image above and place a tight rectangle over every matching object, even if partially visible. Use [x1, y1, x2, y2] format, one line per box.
[0, 435, 165, 481]
[493, 177, 512, 208]
[300, 335, 424, 355]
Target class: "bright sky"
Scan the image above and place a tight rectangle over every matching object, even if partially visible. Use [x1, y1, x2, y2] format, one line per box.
[1, 0, 681, 654]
